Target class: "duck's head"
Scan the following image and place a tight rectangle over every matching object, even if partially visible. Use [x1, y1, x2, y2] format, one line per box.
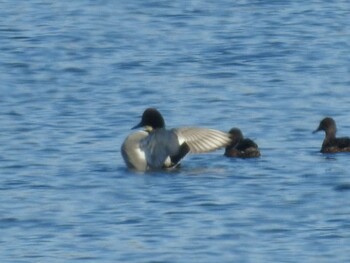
[313, 117, 336, 136]
[132, 108, 165, 132]
[228, 127, 244, 146]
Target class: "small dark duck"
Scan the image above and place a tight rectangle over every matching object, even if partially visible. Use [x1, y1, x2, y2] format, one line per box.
[224, 128, 260, 158]
[313, 117, 350, 153]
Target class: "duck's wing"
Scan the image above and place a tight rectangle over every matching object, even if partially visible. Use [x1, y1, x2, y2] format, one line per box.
[174, 127, 231, 153]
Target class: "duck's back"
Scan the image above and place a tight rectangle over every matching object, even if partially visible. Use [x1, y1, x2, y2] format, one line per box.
[140, 129, 181, 169]
[336, 137, 350, 149]
[236, 138, 258, 151]
[225, 138, 260, 158]
[322, 136, 350, 153]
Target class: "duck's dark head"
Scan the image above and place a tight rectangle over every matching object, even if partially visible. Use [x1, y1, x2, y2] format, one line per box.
[228, 127, 244, 146]
[132, 108, 165, 131]
[313, 117, 336, 137]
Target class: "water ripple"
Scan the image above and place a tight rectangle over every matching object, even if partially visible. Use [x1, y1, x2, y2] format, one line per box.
[1, 0, 350, 262]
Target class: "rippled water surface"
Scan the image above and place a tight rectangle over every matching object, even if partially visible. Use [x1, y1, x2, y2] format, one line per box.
[1, 1, 350, 262]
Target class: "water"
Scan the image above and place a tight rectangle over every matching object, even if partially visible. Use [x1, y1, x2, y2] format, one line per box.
[1, 0, 350, 262]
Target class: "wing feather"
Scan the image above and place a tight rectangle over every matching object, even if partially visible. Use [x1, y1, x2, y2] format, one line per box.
[174, 127, 231, 153]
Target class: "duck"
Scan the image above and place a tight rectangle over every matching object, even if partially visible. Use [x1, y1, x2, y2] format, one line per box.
[224, 128, 260, 158]
[313, 117, 350, 153]
[121, 108, 232, 171]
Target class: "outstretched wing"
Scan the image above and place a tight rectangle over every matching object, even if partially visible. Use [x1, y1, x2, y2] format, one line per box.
[174, 127, 231, 153]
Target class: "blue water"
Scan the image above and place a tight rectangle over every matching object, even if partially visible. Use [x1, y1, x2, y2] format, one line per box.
[1, 1, 350, 262]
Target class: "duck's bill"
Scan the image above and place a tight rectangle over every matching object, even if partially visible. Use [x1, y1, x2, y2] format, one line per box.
[312, 128, 320, 134]
[132, 122, 143, 129]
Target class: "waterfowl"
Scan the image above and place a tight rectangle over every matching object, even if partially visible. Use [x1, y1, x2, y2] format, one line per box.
[121, 108, 232, 171]
[224, 128, 260, 158]
[313, 117, 350, 153]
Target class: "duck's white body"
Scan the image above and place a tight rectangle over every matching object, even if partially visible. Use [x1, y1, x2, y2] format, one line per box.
[121, 130, 148, 171]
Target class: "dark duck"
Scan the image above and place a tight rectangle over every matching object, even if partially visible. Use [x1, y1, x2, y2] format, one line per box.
[313, 117, 350, 153]
[224, 128, 260, 158]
